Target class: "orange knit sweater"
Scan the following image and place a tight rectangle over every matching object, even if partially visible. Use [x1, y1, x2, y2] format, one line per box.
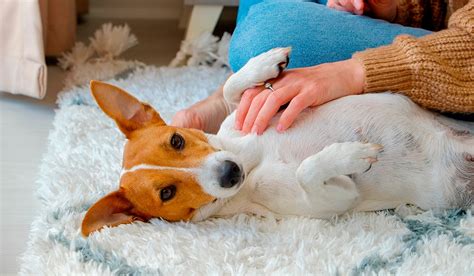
[353, 0, 474, 113]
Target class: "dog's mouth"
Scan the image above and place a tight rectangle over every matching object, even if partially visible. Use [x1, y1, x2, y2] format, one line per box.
[189, 152, 247, 222]
[191, 197, 230, 222]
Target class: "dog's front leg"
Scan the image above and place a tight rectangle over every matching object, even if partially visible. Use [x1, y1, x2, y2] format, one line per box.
[223, 47, 291, 108]
[296, 142, 383, 216]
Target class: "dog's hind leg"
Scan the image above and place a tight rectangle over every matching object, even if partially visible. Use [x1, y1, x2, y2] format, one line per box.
[223, 47, 291, 107]
[296, 142, 383, 216]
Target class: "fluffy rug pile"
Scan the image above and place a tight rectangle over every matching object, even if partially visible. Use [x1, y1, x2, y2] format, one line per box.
[20, 26, 473, 275]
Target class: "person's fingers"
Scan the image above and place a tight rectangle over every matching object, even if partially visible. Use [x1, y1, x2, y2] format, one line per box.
[277, 93, 313, 132]
[331, 4, 350, 12]
[241, 90, 272, 134]
[351, 0, 364, 14]
[326, 0, 337, 8]
[333, 2, 356, 13]
[338, 0, 357, 13]
[234, 87, 262, 130]
[327, 0, 346, 10]
[252, 86, 299, 135]
[352, 0, 364, 15]
[328, 0, 363, 14]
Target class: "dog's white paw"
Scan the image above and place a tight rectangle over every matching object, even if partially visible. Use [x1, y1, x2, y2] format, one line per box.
[243, 47, 291, 85]
[297, 161, 359, 209]
[329, 141, 383, 175]
[296, 142, 383, 186]
[223, 47, 291, 106]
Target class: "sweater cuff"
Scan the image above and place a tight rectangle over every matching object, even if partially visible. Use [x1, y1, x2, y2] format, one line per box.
[352, 39, 415, 94]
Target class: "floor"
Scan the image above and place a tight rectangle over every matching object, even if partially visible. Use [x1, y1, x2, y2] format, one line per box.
[0, 18, 183, 275]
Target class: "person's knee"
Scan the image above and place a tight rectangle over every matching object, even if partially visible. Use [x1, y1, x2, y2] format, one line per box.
[228, 30, 259, 72]
[230, 2, 269, 72]
[229, 1, 307, 72]
[236, 0, 267, 24]
[229, 1, 330, 72]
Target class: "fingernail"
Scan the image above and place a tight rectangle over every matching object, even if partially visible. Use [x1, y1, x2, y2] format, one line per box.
[277, 124, 284, 132]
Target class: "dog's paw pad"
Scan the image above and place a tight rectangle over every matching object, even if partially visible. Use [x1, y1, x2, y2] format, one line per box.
[278, 56, 290, 73]
[346, 142, 383, 173]
[324, 142, 383, 174]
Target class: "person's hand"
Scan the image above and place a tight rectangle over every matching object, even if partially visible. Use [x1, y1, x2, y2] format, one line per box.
[234, 58, 365, 135]
[172, 88, 229, 134]
[327, 0, 398, 22]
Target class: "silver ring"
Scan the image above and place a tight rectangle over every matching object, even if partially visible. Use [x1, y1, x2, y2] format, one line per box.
[264, 82, 274, 92]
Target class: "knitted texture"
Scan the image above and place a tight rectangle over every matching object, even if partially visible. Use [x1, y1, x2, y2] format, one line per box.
[394, 0, 447, 30]
[394, 0, 426, 28]
[354, 0, 474, 113]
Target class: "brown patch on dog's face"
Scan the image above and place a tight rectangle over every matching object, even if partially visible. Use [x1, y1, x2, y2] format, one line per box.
[123, 125, 215, 169]
[120, 169, 214, 222]
[82, 81, 217, 236]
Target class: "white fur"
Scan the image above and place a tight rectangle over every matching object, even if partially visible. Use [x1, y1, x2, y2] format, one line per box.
[198, 47, 474, 221]
[121, 164, 196, 176]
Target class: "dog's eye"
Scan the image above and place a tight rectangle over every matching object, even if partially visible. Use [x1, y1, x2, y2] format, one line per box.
[170, 133, 185, 150]
[160, 185, 176, 201]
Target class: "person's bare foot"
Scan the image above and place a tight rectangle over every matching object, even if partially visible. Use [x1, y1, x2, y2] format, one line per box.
[171, 86, 229, 134]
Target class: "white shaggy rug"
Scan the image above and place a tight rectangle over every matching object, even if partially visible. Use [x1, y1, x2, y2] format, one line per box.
[20, 65, 474, 275]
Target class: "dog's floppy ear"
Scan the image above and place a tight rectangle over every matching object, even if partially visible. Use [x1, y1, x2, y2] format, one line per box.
[81, 189, 145, 236]
[90, 80, 165, 138]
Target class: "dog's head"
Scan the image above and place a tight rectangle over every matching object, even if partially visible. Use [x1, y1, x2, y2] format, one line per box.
[81, 81, 244, 236]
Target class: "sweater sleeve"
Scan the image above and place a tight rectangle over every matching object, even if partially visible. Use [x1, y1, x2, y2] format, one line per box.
[352, 0, 474, 113]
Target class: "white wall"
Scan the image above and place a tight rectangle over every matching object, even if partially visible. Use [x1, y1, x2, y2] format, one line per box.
[89, 0, 184, 20]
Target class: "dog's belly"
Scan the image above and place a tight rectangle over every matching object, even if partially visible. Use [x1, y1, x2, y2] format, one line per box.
[218, 93, 474, 212]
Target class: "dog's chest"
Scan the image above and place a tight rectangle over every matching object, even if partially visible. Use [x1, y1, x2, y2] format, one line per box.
[214, 93, 473, 216]
[238, 157, 307, 214]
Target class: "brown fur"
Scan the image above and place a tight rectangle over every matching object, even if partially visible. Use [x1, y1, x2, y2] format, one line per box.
[82, 81, 216, 236]
[123, 125, 215, 169]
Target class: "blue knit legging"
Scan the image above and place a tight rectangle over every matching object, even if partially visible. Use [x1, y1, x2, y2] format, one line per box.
[229, 0, 431, 72]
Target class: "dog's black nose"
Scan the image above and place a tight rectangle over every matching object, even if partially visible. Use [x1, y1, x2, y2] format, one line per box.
[219, 160, 242, 188]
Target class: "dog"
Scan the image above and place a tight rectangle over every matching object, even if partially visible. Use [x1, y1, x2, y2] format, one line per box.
[82, 48, 473, 236]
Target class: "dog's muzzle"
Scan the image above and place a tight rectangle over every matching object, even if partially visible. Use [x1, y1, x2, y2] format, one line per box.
[218, 160, 244, 188]
[197, 151, 245, 198]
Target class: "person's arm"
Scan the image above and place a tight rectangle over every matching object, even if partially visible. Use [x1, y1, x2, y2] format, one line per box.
[352, 0, 474, 113]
